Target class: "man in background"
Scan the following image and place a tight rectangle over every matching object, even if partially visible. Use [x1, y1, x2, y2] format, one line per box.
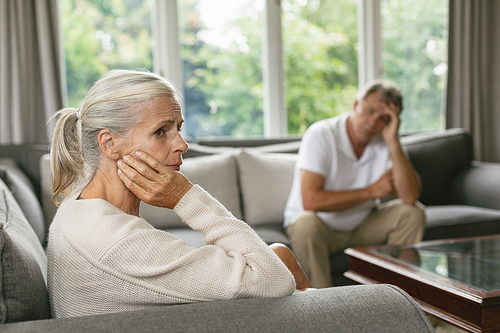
[284, 80, 426, 288]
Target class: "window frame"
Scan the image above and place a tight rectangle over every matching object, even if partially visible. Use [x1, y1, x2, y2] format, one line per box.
[152, 0, 432, 138]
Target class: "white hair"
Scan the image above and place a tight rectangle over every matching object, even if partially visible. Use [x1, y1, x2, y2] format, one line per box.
[50, 69, 181, 204]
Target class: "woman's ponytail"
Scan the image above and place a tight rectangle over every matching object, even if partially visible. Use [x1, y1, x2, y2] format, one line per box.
[50, 108, 84, 205]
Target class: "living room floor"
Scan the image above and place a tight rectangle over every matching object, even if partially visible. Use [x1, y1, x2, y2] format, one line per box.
[431, 317, 466, 332]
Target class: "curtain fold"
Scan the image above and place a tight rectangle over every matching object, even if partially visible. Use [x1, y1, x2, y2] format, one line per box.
[446, 0, 497, 162]
[0, 0, 64, 145]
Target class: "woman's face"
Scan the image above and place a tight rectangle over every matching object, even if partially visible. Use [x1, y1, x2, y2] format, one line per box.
[118, 96, 188, 171]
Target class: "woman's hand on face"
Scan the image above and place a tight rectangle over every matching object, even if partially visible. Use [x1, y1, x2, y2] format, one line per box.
[117, 151, 193, 209]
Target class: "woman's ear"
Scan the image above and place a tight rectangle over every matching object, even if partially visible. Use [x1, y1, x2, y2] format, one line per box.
[98, 129, 121, 160]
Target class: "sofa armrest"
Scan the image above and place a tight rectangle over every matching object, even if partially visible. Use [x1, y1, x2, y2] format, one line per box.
[450, 161, 500, 210]
[2, 285, 433, 332]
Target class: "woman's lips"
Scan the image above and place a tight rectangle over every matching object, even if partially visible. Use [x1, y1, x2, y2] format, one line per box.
[167, 164, 181, 171]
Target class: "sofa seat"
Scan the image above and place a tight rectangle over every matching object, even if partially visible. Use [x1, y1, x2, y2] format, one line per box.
[424, 205, 500, 240]
[166, 223, 292, 249]
[330, 204, 500, 286]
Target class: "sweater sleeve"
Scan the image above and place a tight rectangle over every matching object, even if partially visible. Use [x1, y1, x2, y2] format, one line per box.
[101, 185, 296, 302]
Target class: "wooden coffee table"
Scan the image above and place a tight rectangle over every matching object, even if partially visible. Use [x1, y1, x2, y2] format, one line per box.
[344, 234, 500, 333]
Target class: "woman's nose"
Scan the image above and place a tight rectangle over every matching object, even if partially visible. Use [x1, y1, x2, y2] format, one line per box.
[172, 132, 189, 154]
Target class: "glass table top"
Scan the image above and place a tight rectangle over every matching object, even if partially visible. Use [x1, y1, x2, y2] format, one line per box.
[372, 237, 500, 292]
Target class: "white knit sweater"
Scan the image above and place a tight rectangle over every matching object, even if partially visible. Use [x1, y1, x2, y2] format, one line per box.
[47, 185, 295, 318]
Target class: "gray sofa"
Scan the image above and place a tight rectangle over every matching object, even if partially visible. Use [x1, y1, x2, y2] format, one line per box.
[132, 128, 500, 286]
[0, 144, 435, 331]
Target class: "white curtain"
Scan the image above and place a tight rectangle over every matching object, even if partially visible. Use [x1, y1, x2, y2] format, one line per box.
[446, 0, 500, 162]
[0, 0, 64, 144]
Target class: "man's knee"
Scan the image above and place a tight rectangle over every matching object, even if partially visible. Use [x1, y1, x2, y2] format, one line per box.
[391, 201, 426, 241]
[400, 202, 426, 230]
[286, 211, 326, 242]
[269, 243, 293, 259]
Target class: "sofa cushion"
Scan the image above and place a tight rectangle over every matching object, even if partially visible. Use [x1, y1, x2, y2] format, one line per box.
[402, 128, 473, 206]
[39, 154, 58, 229]
[0, 159, 36, 193]
[165, 228, 206, 248]
[252, 225, 291, 245]
[237, 150, 297, 226]
[140, 152, 242, 229]
[424, 205, 500, 241]
[0, 178, 50, 323]
[0, 160, 46, 245]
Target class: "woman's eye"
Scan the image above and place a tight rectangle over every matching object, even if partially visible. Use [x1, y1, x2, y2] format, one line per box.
[155, 129, 166, 136]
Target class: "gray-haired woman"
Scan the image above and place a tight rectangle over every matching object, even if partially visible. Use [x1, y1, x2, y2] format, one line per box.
[47, 69, 311, 318]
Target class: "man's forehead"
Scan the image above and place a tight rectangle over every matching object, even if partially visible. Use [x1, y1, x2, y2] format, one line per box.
[362, 94, 401, 115]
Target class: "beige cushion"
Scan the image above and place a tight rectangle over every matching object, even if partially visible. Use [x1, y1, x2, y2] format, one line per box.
[140, 152, 242, 229]
[40, 154, 57, 228]
[236, 150, 297, 226]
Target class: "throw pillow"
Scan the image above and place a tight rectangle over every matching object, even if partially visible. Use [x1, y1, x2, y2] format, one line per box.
[140, 152, 242, 229]
[0, 162, 46, 245]
[236, 150, 297, 226]
[0, 178, 50, 323]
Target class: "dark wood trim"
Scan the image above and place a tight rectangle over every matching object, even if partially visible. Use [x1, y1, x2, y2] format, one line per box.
[345, 236, 500, 333]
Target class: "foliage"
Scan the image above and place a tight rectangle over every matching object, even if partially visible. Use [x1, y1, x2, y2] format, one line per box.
[62, 0, 447, 137]
[382, 0, 448, 132]
[180, 0, 264, 137]
[61, 0, 153, 108]
[283, 0, 359, 134]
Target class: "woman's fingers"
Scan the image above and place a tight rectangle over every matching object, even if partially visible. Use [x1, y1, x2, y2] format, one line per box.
[117, 165, 152, 201]
[132, 151, 167, 174]
[117, 151, 193, 209]
[120, 153, 163, 181]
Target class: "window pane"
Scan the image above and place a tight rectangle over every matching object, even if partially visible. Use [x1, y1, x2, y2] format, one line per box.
[61, 0, 153, 108]
[382, 0, 448, 132]
[283, 0, 358, 135]
[179, 0, 264, 139]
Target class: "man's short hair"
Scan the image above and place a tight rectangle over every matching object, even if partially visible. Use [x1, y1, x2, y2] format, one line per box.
[356, 79, 403, 112]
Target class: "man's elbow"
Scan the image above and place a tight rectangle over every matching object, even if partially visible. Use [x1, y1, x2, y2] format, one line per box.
[302, 198, 317, 211]
[399, 192, 420, 205]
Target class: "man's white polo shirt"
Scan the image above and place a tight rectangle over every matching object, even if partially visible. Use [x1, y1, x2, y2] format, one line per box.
[284, 112, 392, 231]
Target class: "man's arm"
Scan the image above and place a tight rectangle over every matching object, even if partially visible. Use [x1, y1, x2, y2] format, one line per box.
[385, 140, 421, 204]
[381, 104, 422, 204]
[301, 169, 395, 212]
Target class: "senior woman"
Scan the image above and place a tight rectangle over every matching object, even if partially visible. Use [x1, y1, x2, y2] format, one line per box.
[47, 69, 311, 318]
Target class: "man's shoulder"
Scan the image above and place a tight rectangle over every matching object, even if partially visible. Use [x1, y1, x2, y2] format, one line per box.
[306, 113, 348, 136]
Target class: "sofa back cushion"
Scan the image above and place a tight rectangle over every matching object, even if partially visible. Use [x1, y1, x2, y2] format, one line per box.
[0, 178, 50, 323]
[401, 128, 473, 206]
[140, 152, 242, 229]
[0, 159, 46, 245]
[237, 150, 297, 226]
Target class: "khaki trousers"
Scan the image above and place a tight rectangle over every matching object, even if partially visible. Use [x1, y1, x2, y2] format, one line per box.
[286, 200, 426, 288]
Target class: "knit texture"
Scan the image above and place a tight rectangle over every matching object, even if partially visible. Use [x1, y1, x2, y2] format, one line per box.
[47, 185, 295, 318]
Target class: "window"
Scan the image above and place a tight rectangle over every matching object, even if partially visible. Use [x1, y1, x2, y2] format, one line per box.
[61, 0, 153, 107]
[60, 0, 448, 138]
[381, 0, 448, 132]
[282, 0, 358, 135]
[178, 0, 265, 138]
